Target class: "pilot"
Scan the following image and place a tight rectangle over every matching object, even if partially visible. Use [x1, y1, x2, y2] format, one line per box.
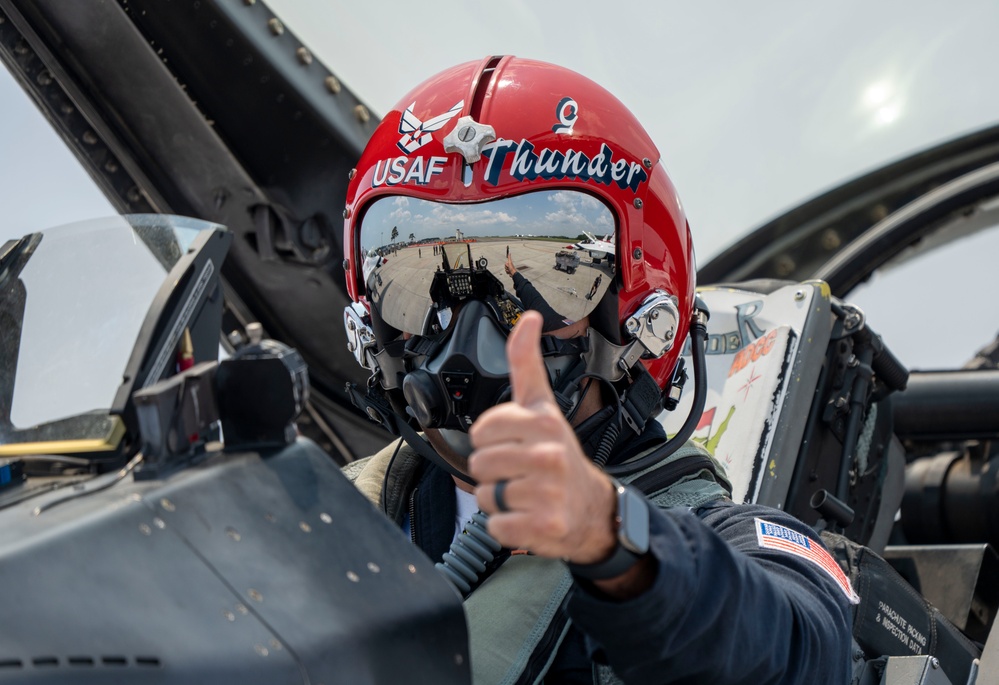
[341, 56, 854, 684]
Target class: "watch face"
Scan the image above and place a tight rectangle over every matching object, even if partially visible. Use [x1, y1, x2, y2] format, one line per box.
[618, 485, 650, 554]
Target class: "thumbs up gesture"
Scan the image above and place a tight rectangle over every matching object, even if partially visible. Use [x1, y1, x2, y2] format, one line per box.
[468, 311, 617, 564]
[504, 253, 518, 277]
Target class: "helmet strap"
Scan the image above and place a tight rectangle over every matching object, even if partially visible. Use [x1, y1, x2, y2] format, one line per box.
[581, 328, 648, 383]
[619, 363, 664, 435]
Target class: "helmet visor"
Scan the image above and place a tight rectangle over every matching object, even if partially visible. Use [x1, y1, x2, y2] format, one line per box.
[357, 190, 616, 335]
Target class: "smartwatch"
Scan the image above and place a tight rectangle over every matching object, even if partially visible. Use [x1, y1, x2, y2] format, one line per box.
[567, 478, 650, 580]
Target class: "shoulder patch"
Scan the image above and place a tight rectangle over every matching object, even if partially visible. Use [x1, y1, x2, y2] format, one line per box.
[755, 518, 860, 604]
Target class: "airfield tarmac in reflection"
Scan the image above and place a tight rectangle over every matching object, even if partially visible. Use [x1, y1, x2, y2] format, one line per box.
[368, 237, 614, 334]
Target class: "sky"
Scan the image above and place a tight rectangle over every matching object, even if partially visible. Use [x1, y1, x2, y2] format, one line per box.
[2, 0, 998, 367]
[267, 0, 999, 261]
[5, 1, 999, 258]
[360, 191, 614, 251]
[1, 66, 115, 237]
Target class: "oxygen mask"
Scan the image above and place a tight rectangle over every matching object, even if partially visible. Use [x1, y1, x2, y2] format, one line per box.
[402, 299, 512, 435]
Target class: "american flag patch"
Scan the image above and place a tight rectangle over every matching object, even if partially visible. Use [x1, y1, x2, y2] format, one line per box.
[755, 518, 860, 604]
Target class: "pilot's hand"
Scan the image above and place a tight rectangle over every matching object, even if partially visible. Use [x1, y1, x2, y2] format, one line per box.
[468, 311, 616, 565]
[504, 254, 518, 277]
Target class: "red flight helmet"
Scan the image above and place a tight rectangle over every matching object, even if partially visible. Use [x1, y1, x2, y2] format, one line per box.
[343, 56, 694, 395]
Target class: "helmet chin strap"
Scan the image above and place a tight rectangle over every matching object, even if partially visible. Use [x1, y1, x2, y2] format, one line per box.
[566, 367, 661, 468]
[574, 328, 667, 433]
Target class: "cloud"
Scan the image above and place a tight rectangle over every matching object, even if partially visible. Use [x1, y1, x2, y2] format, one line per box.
[544, 191, 613, 228]
[416, 205, 517, 226]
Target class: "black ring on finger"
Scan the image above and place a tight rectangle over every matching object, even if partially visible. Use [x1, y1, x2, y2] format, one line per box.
[494, 480, 510, 513]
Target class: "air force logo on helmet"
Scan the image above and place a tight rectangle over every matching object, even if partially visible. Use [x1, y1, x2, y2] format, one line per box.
[397, 100, 464, 154]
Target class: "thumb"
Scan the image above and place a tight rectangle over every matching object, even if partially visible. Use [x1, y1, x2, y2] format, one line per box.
[507, 310, 556, 409]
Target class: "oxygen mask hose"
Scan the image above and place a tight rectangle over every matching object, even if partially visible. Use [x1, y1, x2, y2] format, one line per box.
[592, 420, 621, 468]
[436, 510, 503, 597]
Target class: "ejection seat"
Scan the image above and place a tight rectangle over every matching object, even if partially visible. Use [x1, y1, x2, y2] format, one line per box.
[661, 279, 985, 685]
[661, 278, 907, 552]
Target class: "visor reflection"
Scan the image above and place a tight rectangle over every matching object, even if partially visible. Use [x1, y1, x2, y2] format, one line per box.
[359, 191, 616, 334]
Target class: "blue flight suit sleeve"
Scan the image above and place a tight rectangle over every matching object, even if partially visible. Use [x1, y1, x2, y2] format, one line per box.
[566, 500, 854, 684]
[511, 272, 571, 332]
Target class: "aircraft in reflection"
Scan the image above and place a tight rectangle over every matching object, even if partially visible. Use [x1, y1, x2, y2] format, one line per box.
[570, 231, 615, 265]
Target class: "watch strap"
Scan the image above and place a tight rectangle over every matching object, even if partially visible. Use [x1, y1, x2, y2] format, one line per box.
[566, 541, 642, 580]
[566, 479, 648, 581]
